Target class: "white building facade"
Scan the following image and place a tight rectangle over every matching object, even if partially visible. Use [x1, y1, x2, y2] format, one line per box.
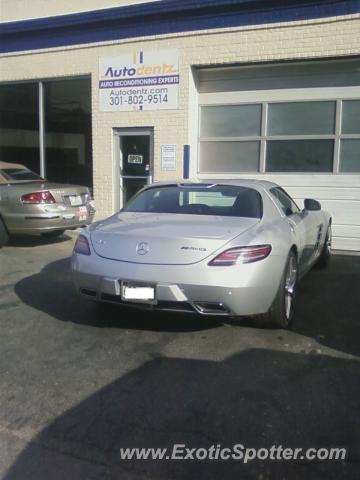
[0, 0, 359, 250]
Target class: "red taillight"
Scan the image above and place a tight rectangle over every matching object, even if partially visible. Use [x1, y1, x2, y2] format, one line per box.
[21, 191, 55, 204]
[74, 235, 91, 256]
[208, 245, 272, 266]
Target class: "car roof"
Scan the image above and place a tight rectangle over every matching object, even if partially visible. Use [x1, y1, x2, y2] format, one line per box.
[201, 178, 279, 189]
[147, 178, 280, 191]
[0, 161, 28, 170]
[0, 162, 35, 185]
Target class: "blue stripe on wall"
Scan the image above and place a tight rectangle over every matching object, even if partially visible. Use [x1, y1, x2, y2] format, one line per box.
[0, 0, 359, 54]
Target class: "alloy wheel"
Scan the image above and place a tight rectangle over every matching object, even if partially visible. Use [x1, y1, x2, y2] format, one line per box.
[284, 254, 297, 320]
[325, 225, 332, 255]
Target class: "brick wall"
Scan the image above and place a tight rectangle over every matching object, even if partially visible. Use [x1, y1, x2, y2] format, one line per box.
[1, 14, 359, 218]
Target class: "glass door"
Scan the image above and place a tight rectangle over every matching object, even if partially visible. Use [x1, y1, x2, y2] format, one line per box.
[118, 130, 153, 208]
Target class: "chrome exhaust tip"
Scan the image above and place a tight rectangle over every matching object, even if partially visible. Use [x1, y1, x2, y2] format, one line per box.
[193, 302, 230, 316]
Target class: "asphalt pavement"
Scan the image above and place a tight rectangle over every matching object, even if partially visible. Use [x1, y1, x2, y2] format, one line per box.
[0, 233, 359, 479]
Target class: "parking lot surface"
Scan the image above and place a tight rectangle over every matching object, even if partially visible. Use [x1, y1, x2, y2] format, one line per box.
[0, 234, 360, 479]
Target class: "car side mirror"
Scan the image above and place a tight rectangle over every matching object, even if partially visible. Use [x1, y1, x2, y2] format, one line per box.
[304, 198, 321, 211]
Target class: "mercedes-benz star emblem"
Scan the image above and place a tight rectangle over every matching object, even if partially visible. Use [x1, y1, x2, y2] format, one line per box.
[136, 242, 149, 255]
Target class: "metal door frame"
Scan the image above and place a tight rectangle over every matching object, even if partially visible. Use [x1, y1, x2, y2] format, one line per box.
[113, 128, 154, 211]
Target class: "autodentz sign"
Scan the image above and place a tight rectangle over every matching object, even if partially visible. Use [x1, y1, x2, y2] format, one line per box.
[99, 49, 179, 111]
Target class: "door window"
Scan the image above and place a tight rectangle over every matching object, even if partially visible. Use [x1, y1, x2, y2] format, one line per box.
[121, 135, 150, 177]
[270, 187, 300, 216]
[119, 133, 152, 206]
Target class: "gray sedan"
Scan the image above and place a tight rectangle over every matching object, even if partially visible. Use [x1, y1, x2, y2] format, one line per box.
[0, 161, 95, 246]
[71, 180, 331, 328]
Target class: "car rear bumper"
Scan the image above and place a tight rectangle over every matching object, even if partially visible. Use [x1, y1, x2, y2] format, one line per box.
[4, 207, 95, 235]
[71, 250, 287, 317]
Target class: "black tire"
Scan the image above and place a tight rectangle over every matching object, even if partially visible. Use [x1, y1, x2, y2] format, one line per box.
[257, 251, 298, 329]
[41, 229, 66, 239]
[317, 223, 331, 269]
[0, 217, 9, 247]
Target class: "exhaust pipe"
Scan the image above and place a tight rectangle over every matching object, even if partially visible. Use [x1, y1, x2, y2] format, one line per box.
[193, 302, 230, 316]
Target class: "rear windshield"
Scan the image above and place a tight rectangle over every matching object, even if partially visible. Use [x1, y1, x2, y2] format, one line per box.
[124, 184, 263, 218]
[0, 168, 43, 182]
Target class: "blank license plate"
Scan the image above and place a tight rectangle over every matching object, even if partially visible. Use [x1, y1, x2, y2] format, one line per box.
[69, 195, 83, 206]
[122, 283, 155, 301]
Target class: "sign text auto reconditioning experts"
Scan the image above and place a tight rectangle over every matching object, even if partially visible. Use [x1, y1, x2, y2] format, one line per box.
[99, 49, 179, 111]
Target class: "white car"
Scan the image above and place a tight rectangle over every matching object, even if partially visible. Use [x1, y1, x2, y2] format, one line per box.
[71, 180, 331, 328]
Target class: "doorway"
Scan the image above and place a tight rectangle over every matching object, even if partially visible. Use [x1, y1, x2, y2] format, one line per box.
[114, 128, 153, 209]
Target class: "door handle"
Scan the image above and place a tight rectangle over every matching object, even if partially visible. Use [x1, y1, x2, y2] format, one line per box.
[287, 219, 295, 232]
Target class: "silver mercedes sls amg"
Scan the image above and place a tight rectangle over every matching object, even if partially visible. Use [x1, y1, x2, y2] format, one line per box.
[71, 180, 331, 328]
[0, 161, 95, 246]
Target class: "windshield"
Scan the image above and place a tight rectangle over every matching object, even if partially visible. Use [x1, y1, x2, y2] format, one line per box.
[0, 168, 44, 182]
[124, 184, 263, 218]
